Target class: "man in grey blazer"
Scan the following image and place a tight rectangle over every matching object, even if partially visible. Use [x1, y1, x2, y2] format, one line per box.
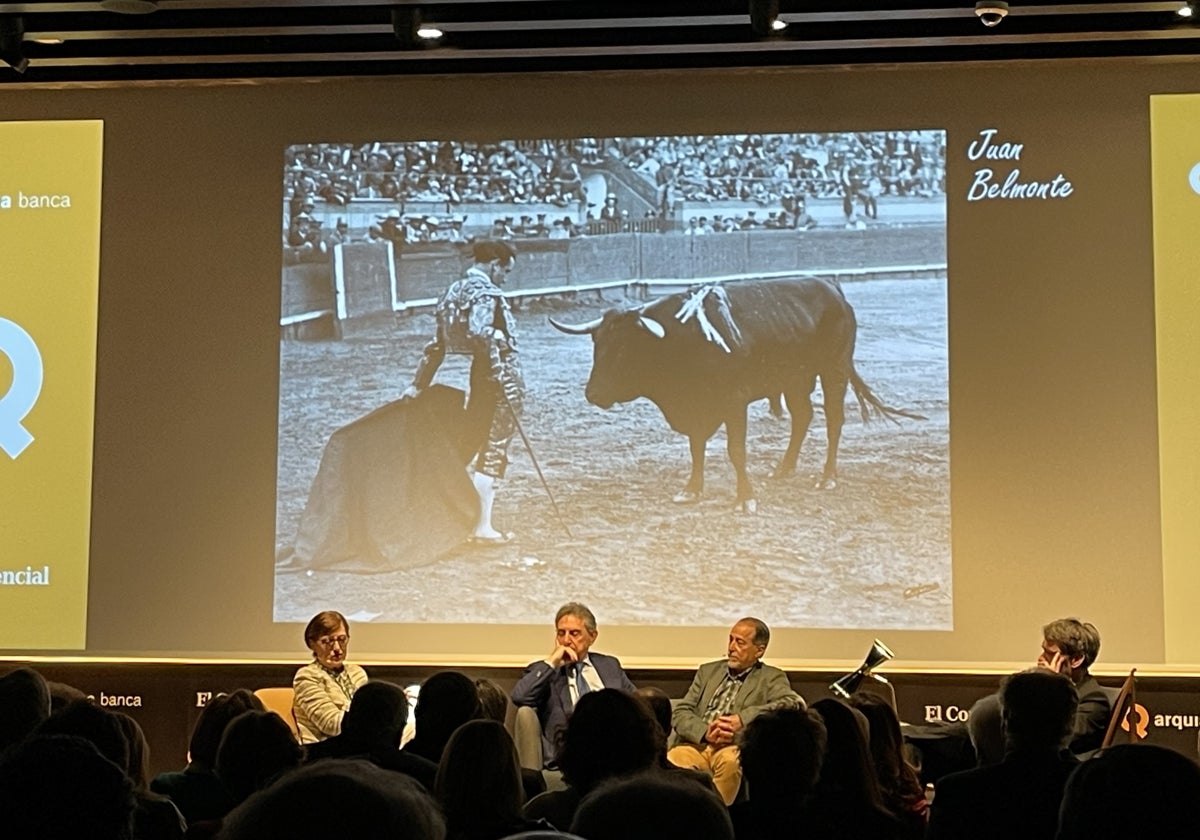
[668, 617, 802, 805]
[511, 602, 637, 768]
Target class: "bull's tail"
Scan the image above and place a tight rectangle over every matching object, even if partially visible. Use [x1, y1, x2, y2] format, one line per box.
[848, 367, 927, 424]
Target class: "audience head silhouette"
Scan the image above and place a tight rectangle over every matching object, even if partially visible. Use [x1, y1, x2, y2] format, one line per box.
[112, 711, 152, 789]
[1057, 743, 1200, 840]
[189, 688, 265, 770]
[36, 698, 130, 771]
[571, 771, 734, 840]
[0, 667, 51, 752]
[0, 733, 135, 840]
[408, 671, 481, 763]
[219, 758, 446, 840]
[436, 719, 525, 840]
[633, 686, 673, 742]
[340, 680, 409, 747]
[806, 698, 899, 837]
[558, 688, 661, 793]
[738, 706, 827, 812]
[474, 678, 509, 724]
[216, 709, 303, 805]
[1000, 668, 1078, 752]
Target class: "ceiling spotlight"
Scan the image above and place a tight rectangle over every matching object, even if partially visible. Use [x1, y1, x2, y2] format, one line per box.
[392, 6, 441, 49]
[0, 16, 28, 74]
[1178, 2, 1195, 18]
[974, 1, 1010, 27]
[749, 0, 784, 37]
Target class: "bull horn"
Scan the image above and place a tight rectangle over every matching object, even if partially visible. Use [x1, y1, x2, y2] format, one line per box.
[548, 316, 603, 335]
[639, 316, 666, 339]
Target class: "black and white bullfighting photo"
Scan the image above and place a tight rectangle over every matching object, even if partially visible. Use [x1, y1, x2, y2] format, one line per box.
[274, 132, 950, 631]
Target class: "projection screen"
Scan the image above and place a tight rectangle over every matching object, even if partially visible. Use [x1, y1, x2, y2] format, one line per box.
[0, 60, 1196, 671]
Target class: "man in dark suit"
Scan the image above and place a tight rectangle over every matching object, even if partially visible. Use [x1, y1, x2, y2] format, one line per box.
[511, 602, 636, 768]
[927, 669, 1081, 840]
[1036, 617, 1109, 754]
[967, 617, 1110, 765]
[667, 617, 803, 805]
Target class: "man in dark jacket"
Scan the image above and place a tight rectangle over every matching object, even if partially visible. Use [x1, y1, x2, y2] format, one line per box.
[928, 669, 1081, 840]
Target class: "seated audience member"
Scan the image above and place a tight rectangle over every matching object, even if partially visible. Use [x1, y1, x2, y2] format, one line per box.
[909, 617, 1109, 782]
[524, 688, 661, 830]
[151, 688, 264, 824]
[668, 617, 801, 806]
[634, 686, 718, 793]
[437, 720, 546, 840]
[114, 712, 187, 840]
[511, 602, 636, 768]
[218, 759, 446, 840]
[1057, 743, 1200, 840]
[37, 698, 131, 775]
[477, 677, 546, 801]
[0, 667, 51, 753]
[0, 734, 135, 840]
[46, 679, 88, 713]
[848, 692, 928, 838]
[475, 678, 510, 726]
[927, 669, 1080, 840]
[215, 710, 303, 808]
[402, 671, 482, 765]
[293, 610, 368, 743]
[807, 698, 902, 840]
[38, 702, 185, 838]
[1036, 618, 1108, 752]
[730, 706, 827, 840]
[305, 680, 437, 791]
[963, 686, 1006, 767]
[970, 617, 1108, 762]
[634, 686, 673, 743]
[570, 771, 734, 840]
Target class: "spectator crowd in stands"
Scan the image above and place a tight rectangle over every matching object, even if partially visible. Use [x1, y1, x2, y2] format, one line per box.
[614, 131, 945, 207]
[282, 132, 943, 260]
[283, 132, 943, 219]
[284, 140, 588, 211]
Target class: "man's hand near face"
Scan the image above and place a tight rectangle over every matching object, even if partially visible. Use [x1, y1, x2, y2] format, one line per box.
[546, 643, 579, 669]
[1040, 651, 1067, 674]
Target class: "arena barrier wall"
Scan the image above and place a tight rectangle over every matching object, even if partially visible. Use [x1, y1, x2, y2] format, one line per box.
[282, 227, 948, 332]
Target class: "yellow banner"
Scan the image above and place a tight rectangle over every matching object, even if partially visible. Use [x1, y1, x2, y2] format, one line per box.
[0, 120, 103, 650]
[1151, 95, 1200, 662]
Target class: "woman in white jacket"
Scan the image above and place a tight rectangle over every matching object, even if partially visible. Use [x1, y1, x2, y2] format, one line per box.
[292, 610, 368, 743]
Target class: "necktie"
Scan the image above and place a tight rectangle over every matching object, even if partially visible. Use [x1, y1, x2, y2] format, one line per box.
[574, 662, 591, 703]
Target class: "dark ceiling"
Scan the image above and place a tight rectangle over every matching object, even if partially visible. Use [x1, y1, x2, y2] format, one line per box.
[1, 0, 1199, 84]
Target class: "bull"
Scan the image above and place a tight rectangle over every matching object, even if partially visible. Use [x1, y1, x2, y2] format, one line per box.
[549, 277, 922, 513]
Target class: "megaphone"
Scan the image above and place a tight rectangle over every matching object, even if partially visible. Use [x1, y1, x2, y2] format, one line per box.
[829, 639, 895, 699]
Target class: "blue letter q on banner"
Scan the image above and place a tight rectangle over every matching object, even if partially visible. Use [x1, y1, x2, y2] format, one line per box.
[0, 317, 45, 459]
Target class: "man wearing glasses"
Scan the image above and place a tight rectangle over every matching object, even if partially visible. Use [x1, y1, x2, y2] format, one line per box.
[293, 610, 369, 743]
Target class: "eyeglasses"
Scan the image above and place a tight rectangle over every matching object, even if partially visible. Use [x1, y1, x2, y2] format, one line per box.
[315, 635, 349, 649]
